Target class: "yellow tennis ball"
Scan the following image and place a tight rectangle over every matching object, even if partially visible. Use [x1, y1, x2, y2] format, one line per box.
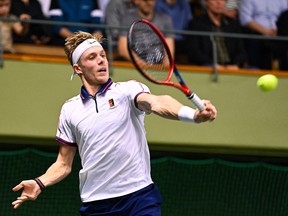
[257, 74, 278, 92]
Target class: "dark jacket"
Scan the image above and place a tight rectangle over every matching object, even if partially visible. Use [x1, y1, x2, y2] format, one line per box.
[187, 13, 247, 67]
[11, 0, 52, 43]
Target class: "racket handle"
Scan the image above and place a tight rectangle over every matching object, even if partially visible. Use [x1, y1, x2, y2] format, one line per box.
[187, 93, 205, 111]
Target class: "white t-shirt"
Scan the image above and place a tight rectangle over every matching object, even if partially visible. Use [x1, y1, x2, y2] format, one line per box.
[56, 79, 153, 202]
[37, 0, 51, 18]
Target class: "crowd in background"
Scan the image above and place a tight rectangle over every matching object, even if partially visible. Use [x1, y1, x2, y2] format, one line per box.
[0, 0, 288, 71]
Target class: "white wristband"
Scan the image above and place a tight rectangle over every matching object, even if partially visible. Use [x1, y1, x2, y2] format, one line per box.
[178, 106, 196, 123]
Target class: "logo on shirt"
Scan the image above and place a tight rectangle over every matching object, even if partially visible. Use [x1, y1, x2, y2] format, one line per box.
[108, 98, 115, 108]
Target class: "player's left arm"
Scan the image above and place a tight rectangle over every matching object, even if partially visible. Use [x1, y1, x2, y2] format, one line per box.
[12, 145, 77, 209]
[137, 93, 217, 123]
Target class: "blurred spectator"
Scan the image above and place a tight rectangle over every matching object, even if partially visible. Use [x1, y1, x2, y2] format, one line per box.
[186, 0, 246, 70]
[104, 0, 136, 49]
[97, 0, 110, 21]
[275, 9, 288, 70]
[224, 0, 239, 19]
[0, 0, 29, 53]
[188, 0, 204, 17]
[117, 0, 175, 61]
[155, 0, 192, 59]
[239, 0, 288, 70]
[49, 0, 103, 46]
[10, 0, 52, 45]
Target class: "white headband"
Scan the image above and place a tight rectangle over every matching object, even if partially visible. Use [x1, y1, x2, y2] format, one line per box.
[70, 38, 102, 80]
[71, 38, 102, 65]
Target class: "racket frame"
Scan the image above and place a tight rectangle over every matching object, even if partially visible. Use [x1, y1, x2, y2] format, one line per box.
[128, 19, 205, 111]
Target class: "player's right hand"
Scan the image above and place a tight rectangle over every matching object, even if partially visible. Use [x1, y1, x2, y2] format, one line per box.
[194, 100, 217, 123]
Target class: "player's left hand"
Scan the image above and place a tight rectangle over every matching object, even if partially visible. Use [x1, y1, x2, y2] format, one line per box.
[12, 180, 41, 209]
[194, 100, 217, 123]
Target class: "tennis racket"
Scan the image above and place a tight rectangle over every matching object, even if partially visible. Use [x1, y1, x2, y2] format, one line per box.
[127, 19, 205, 111]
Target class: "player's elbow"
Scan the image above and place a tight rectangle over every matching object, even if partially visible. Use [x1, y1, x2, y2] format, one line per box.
[63, 163, 72, 176]
[56, 161, 73, 177]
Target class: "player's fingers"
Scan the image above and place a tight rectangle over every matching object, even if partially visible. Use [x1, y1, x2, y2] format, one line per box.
[208, 110, 217, 121]
[204, 103, 217, 120]
[12, 202, 20, 209]
[209, 106, 217, 119]
[203, 100, 216, 113]
[17, 195, 30, 201]
[12, 204, 19, 209]
[12, 199, 24, 209]
[205, 102, 215, 110]
[12, 184, 23, 192]
[200, 109, 216, 122]
[198, 111, 211, 122]
[12, 193, 36, 208]
[203, 100, 211, 106]
[12, 201, 25, 209]
[12, 199, 21, 205]
[209, 114, 216, 122]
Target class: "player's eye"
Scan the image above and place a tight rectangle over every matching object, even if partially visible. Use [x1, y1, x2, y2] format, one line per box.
[89, 54, 96, 60]
[100, 52, 106, 58]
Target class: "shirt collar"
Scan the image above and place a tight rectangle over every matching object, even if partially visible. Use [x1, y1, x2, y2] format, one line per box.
[80, 78, 113, 100]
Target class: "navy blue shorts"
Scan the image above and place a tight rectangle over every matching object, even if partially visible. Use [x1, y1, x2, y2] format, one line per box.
[79, 184, 163, 216]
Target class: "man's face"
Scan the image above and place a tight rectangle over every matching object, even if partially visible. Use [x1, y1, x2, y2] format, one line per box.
[0, 1, 10, 17]
[135, 0, 156, 16]
[206, 0, 226, 15]
[76, 46, 109, 86]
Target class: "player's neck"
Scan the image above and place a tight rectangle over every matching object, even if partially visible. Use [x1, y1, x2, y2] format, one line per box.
[82, 82, 102, 97]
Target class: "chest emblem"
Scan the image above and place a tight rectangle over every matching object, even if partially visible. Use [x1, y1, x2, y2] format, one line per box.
[108, 98, 115, 108]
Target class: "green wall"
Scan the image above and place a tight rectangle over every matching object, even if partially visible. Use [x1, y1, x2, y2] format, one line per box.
[0, 60, 287, 156]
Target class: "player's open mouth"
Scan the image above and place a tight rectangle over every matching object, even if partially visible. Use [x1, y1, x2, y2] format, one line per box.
[98, 68, 106, 72]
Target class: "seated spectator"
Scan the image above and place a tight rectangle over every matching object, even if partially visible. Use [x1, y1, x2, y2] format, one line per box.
[239, 0, 288, 70]
[104, 0, 136, 49]
[0, 0, 29, 53]
[117, 0, 175, 61]
[155, 0, 193, 57]
[10, 0, 52, 45]
[48, 0, 103, 46]
[186, 0, 247, 70]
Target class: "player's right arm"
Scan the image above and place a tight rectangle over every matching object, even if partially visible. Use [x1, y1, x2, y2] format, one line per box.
[137, 93, 217, 123]
[12, 144, 77, 209]
[137, 93, 183, 120]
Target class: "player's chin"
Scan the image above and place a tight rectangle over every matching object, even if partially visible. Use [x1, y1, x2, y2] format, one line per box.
[97, 70, 109, 76]
[97, 74, 109, 82]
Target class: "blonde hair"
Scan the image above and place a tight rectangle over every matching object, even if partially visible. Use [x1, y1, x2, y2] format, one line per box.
[64, 31, 104, 65]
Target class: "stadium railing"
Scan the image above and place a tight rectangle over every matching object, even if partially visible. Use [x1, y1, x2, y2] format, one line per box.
[0, 17, 288, 80]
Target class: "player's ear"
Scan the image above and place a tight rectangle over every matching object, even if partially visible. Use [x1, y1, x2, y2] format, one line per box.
[73, 64, 83, 75]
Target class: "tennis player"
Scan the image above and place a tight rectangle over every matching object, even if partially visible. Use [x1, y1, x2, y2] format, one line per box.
[12, 31, 217, 216]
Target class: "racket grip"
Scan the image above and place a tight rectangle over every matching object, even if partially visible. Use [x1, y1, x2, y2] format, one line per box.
[187, 93, 205, 111]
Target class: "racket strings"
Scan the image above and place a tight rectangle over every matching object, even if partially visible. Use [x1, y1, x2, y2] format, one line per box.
[129, 22, 170, 82]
